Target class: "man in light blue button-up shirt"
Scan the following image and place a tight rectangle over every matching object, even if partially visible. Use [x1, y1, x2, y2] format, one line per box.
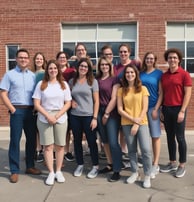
[0, 48, 41, 183]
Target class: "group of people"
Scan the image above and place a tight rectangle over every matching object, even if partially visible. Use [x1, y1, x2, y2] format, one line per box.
[0, 43, 192, 189]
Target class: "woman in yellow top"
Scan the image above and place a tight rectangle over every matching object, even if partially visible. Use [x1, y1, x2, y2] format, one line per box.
[117, 64, 152, 188]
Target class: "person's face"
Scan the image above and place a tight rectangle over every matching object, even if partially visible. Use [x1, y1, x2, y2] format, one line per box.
[103, 48, 113, 62]
[145, 53, 155, 68]
[125, 67, 136, 83]
[35, 54, 44, 69]
[100, 59, 110, 74]
[57, 53, 67, 67]
[78, 61, 88, 76]
[16, 51, 30, 69]
[119, 46, 130, 62]
[167, 52, 180, 68]
[76, 45, 87, 60]
[48, 63, 58, 79]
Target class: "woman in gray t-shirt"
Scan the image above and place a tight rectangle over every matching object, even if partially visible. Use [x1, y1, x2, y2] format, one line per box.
[69, 57, 99, 179]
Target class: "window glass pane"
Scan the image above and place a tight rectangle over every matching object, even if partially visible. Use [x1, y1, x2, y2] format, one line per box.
[187, 24, 194, 39]
[63, 43, 75, 58]
[187, 59, 194, 73]
[62, 25, 96, 41]
[9, 61, 17, 70]
[8, 46, 18, 59]
[167, 42, 185, 57]
[98, 24, 136, 40]
[167, 23, 185, 39]
[187, 42, 194, 57]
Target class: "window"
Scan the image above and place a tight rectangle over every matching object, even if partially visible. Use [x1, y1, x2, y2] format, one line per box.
[167, 23, 194, 75]
[6, 45, 19, 70]
[61, 24, 137, 69]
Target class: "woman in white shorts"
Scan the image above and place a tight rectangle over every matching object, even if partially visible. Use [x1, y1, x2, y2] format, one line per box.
[33, 59, 72, 185]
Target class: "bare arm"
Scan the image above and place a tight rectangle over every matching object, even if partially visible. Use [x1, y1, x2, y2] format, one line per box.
[0, 90, 16, 113]
[90, 91, 99, 130]
[102, 84, 120, 124]
[152, 81, 163, 119]
[177, 86, 192, 123]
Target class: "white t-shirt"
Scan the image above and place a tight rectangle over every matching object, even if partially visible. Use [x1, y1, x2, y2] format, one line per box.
[33, 81, 72, 123]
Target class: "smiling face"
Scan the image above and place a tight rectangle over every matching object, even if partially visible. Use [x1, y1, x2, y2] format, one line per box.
[78, 61, 89, 77]
[57, 52, 68, 68]
[35, 54, 44, 70]
[76, 44, 87, 60]
[125, 66, 136, 83]
[119, 45, 130, 62]
[103, 48, 113, 62]
[167, 52, 180, 69]
[16, 51, 30, 70]
[145, 53, 155, 68]
[100, 59, 110, 75]
[48, 62, 58, 80]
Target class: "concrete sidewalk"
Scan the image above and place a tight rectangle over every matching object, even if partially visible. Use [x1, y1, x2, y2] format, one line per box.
[0, 127, 194, 202]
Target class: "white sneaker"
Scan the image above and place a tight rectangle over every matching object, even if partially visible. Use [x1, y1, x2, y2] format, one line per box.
[45, 172, 55, 186]
[126, 172, 139, 184]
[55, 171, 65, 183]
[87, 166, 99, 179]
[150, 165, 160, 179]
[143, 175, 151, 188]
[74, 165, 84, 177]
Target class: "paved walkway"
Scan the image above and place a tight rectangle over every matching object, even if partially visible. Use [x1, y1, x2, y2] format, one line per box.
[0, 127, 194, 202]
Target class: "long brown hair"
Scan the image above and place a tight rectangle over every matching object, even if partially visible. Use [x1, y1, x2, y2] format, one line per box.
[121, 64, 142, 95]
[96, 56, 113, 79]
[33, 52, 47, 72]
[141, 52, 157, 72]
[72, 57, 94, 86]
[40, 59, 65, 91]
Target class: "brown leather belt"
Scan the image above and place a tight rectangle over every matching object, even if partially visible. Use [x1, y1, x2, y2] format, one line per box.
[13, 105, 34, 109]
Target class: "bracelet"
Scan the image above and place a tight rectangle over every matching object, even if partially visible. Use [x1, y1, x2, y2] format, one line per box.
[93, 117, 97, 120]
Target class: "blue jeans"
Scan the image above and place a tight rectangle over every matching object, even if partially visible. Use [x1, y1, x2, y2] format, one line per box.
[122, 125, 152, 176]
[9, 108, 37, 174]
[70, 114, 99, 166]
[97, 107, 122, 172]
[162, 106, 187, 163]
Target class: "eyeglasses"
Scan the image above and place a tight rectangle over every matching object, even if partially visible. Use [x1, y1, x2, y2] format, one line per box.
[119, 51, 128, 54]
[58, 56, 66, 59]
[168, 56, 178, 60]
[79, 64, 88, 69]
[17, 57, 29, 60]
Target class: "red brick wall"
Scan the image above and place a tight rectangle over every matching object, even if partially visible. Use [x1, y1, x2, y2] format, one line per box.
[0, 0, 194, 127]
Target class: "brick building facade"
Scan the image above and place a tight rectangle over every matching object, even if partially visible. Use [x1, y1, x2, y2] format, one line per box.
[0, 0, 194, 128]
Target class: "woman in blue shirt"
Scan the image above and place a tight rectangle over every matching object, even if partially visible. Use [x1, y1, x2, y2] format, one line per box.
[140, 52, 163, 179]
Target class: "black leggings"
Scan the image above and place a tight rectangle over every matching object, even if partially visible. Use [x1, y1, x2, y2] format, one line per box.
[162, 106, 187, 163]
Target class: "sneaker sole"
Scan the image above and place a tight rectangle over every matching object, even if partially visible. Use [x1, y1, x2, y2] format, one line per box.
[175, 170, 186, 178]
[160, 167, 177, 173]
[65, 158, 75, 162]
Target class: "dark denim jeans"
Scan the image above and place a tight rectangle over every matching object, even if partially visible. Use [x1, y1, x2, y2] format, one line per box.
[9, 108, 36, 174]
[97, 107, 122, 172]
[70, 114, 99, 166]
[162, 106, 187, 163]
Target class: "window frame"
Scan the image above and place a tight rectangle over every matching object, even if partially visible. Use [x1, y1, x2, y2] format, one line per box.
[61, 23, 138, 69]
[167, 23, 194, 76]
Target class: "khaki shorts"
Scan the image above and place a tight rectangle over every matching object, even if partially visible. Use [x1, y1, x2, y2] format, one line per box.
[37, 118, 68, 146]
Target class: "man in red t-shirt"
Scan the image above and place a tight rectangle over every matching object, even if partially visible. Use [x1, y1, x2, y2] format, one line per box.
[160, 48, 192, 178]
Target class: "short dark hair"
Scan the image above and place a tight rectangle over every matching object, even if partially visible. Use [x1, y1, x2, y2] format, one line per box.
[164, 48, 183, 65]
[16, 48, 30, 57]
